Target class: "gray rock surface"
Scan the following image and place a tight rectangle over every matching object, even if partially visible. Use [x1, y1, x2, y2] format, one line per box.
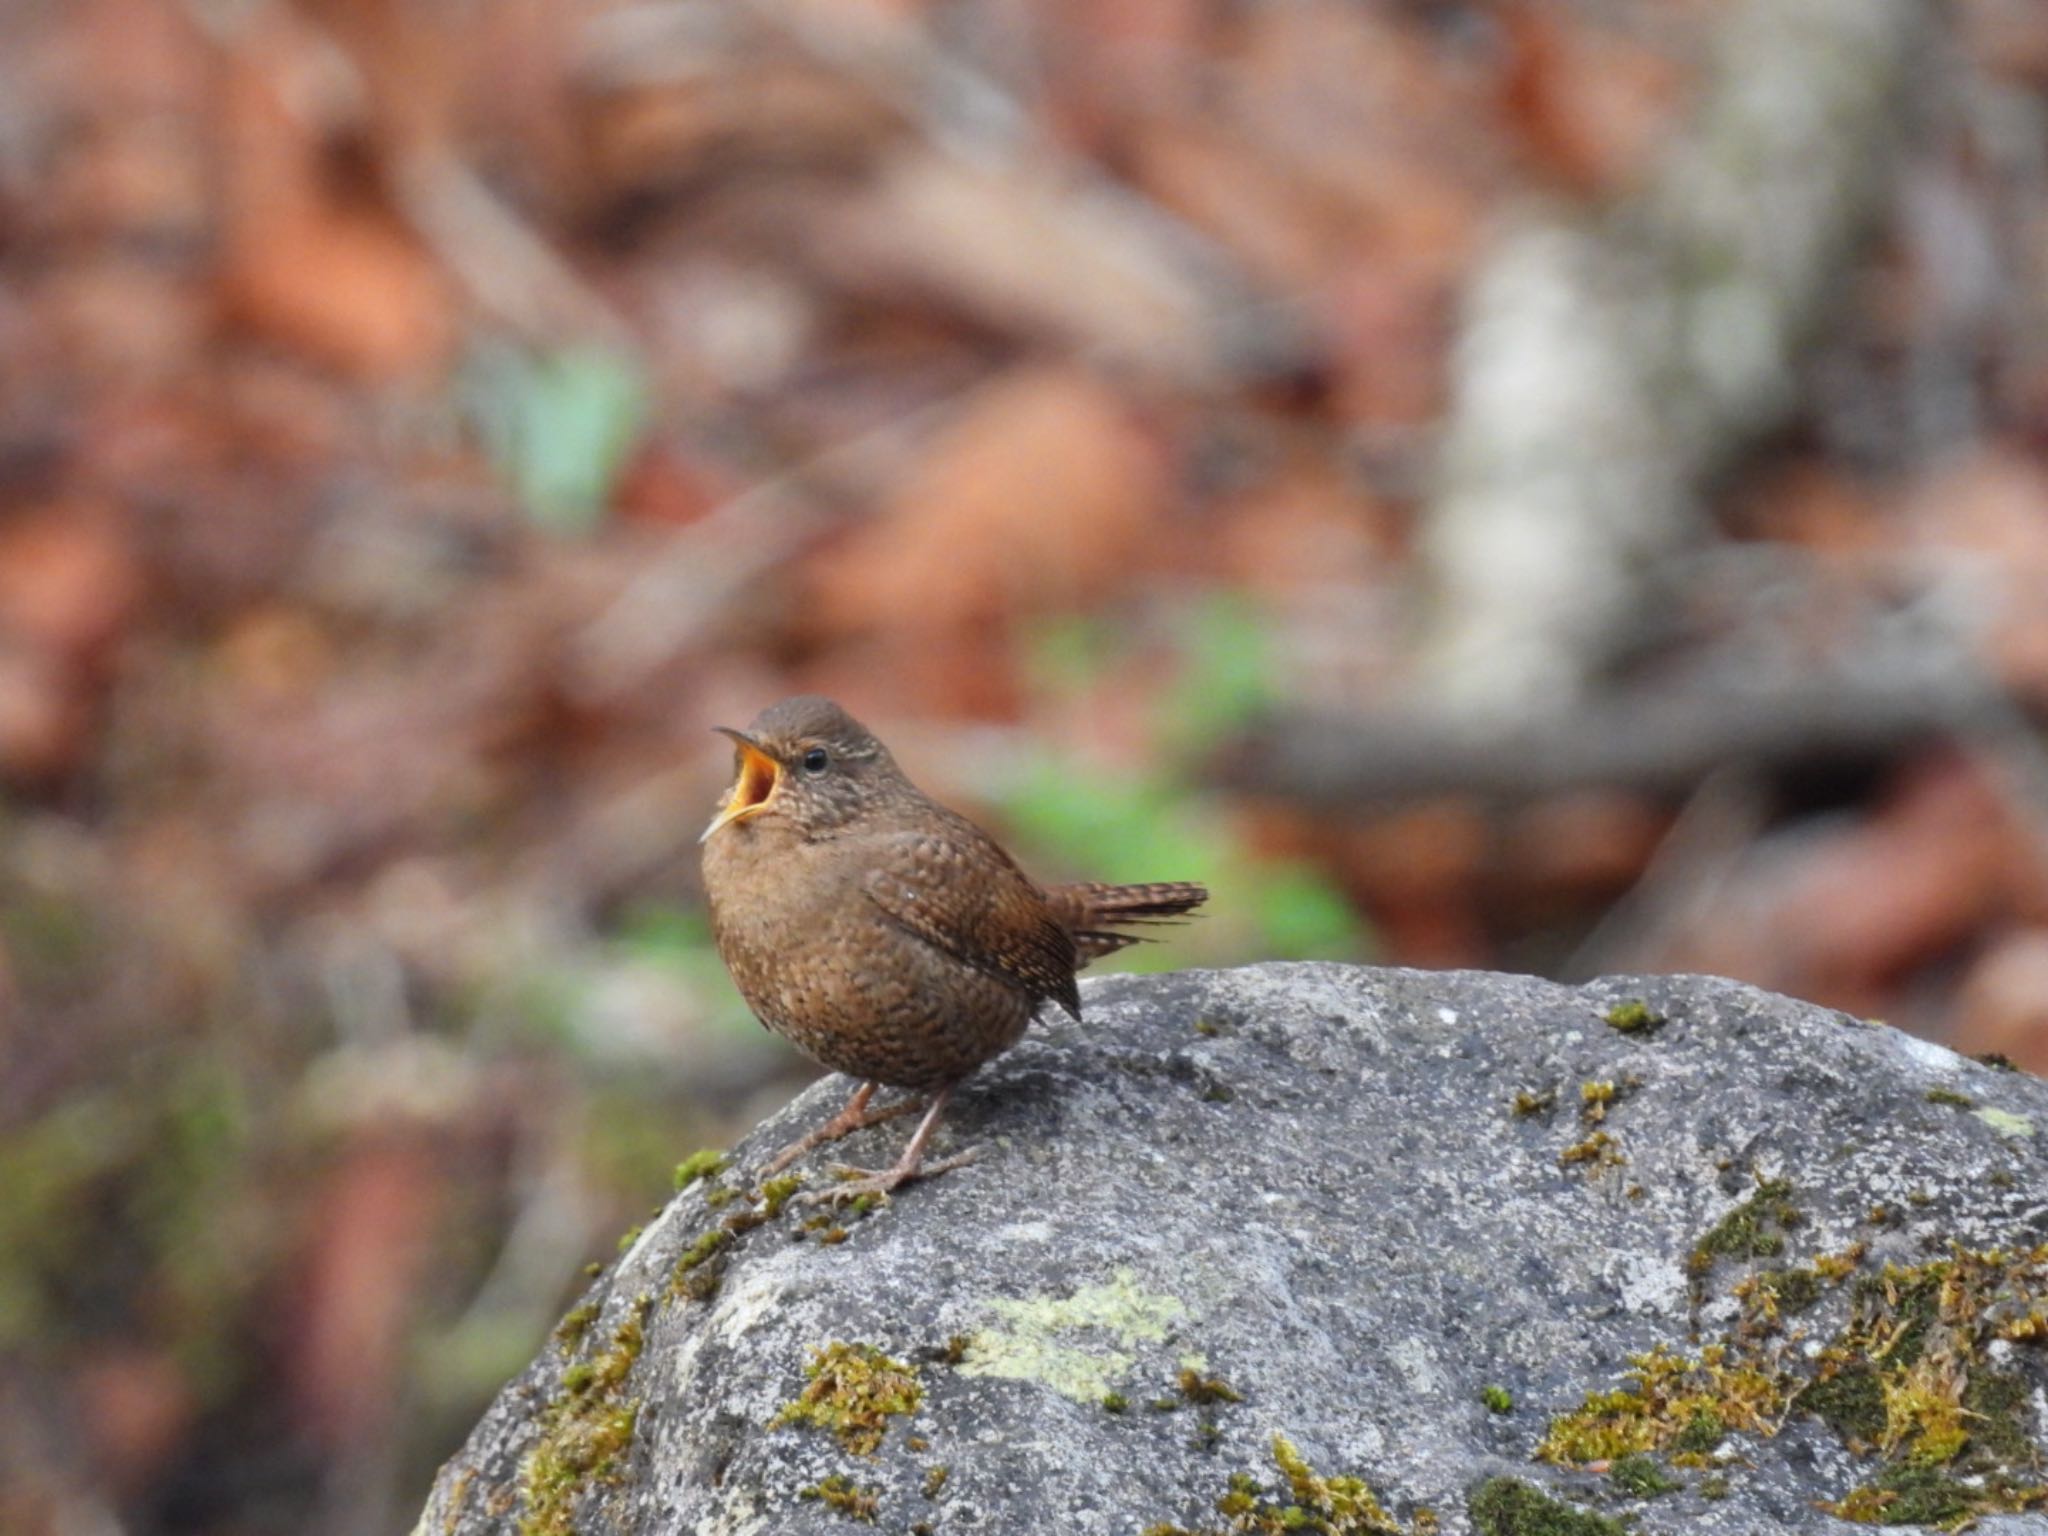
[416, 963, 2048, 1536]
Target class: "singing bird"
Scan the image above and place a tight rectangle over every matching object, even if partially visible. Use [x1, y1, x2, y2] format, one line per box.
[700, 696, 1207, 1202]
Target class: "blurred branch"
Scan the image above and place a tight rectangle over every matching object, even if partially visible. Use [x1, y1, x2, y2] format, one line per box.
[1208, 666, 2018, 806]
[1414, 0, 1933, 714]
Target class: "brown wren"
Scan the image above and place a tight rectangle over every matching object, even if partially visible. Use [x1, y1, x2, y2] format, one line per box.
[700, 696, 1207, 1202]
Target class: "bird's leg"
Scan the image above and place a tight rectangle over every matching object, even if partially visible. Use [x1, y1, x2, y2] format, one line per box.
[799, 1084, 978, 1206]
[760, 1081, 921, 1177]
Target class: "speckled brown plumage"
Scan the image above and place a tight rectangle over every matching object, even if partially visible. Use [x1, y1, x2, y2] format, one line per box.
[699, 696, 1207, 1200]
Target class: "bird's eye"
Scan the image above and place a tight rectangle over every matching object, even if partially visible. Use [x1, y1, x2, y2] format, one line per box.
[800, 746, 830, 774]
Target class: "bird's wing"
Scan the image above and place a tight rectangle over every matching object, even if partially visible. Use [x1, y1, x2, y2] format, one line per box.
[861, 820, 1081, 1018]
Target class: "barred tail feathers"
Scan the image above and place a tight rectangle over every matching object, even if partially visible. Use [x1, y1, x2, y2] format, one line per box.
[1046, 881, 1208, 969]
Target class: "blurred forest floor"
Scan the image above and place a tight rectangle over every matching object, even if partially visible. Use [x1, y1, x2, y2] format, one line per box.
[3, 1, 2048, 1532]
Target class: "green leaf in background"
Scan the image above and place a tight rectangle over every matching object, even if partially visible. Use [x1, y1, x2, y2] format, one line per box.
[999, 749, 1367, 967]
[468, 342, 649, 534]
[1248, 861, 1359, 960]
[1002, 753, 1214, 889]
[1023, 613, 1126, 698]
[1161, 590, 1275, 753]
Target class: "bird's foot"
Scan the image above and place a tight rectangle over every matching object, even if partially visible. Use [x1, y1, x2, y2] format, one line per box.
[796, 1147, 980, 1207]
[760, 1084, 923, 1177]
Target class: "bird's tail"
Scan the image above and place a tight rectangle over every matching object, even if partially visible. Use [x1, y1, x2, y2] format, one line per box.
[1046, 881, 1209, 966]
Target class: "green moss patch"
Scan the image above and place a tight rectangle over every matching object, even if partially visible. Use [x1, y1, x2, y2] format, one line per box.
[1178, 1367, 1244, 1406]
[551, 1303, 597, 1350]
[1823, 1463, 2048, 1529]
[672, 1148, 728, 1189]
[1544, 1239, 2048, 1526]
[1731, 1247, 1862, 1334]
[665, 1227, 730, 1304]
[1144, 1435, 1420, 1535]
[1537, 1343, 1784, 1464]
[774, 1341, 922, 1455]
[1602, 1000, 1663, 1035]
[1795, 1364, 1883, 1444]
[1607, 1453, 1678, 1498]
[799, 1473, 880, 1522]
[519, 1294, 651, 1536]
[1468, 1477, 1626, 1536]
[1687, 1177, 1799, 1279]
[1558, 1130, 1624, 1172]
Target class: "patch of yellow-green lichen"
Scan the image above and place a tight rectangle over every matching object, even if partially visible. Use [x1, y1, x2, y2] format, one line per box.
[957, 1267, 1186, 1402]
[760, 1174, 803, 1215]
[1975, 1107, 2035, 1140]
[518, 1294, 651, 1536]
[774, 1341, 922, 1455]
[799, 1473, 880, 1522]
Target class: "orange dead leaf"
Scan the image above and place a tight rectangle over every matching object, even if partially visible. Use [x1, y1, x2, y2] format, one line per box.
[214, 19, 452, 379]
[808, 367, 1170, 638]
[0, 503, 144, 659]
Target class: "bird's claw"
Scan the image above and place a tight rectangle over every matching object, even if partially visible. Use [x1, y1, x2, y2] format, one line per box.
[793, 1147, 980, 1207]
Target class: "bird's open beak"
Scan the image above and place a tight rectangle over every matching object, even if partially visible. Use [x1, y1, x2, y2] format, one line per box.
[701, 729, 783, 843]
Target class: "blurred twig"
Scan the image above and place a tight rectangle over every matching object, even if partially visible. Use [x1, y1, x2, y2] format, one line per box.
[184, 0, 634, 348]
[577, 0, 1305, 387]
[564, 390, 971, 702]
[390, 148, 635, 349]
[1564, 767, 1770, 980]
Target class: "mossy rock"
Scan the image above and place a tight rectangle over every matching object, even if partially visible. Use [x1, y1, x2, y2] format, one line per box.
[414, 964, 2048, 1535]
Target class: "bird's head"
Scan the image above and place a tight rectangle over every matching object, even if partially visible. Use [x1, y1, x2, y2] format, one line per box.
[701, 696, 909, 844]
